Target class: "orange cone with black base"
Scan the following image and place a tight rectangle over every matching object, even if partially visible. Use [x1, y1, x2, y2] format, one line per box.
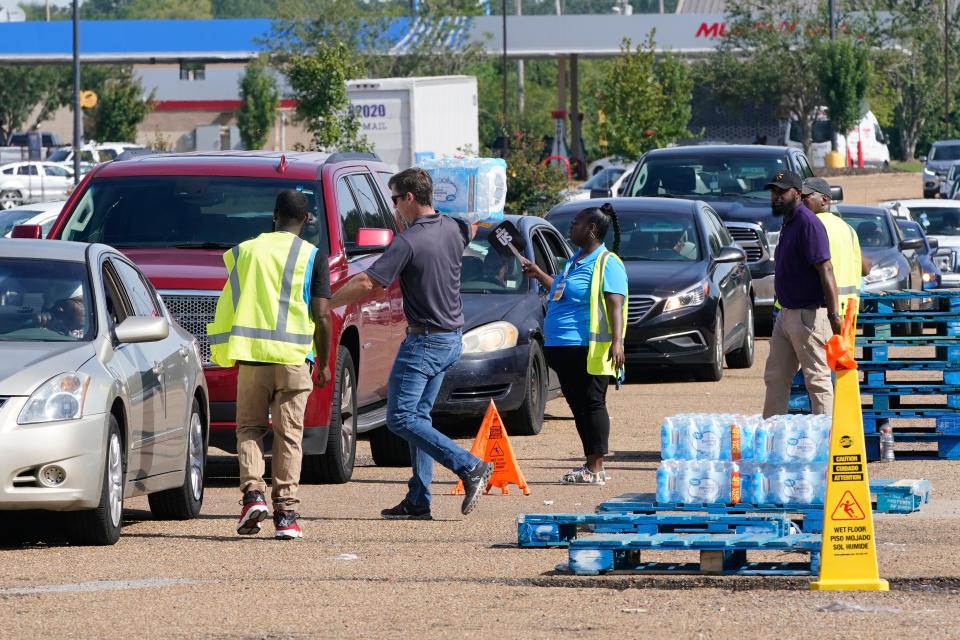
[452, 400, 531, 496]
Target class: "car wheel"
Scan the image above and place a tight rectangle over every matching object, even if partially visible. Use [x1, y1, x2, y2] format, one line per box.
[65, 415, 123, 546]
[369, 426, 411, 467]
[726, 303, 754, 369]
[303, 346, 357, 484]
[148, 398, 205, 520]
[695, 310, 724, 382]
[505, 340, 547, 436]
[0, 190, 22, 210]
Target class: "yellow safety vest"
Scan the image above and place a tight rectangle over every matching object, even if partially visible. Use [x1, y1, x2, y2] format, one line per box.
[207, 232, 317, 367]
[587, 250, 629, 376]
[817, 210, 862, 319]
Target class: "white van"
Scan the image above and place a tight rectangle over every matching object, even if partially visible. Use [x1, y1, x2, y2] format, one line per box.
[784, 110, 891, 169]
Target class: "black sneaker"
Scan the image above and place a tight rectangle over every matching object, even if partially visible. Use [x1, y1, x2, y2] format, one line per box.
[273, 510, 303, 540]
[236, 490, 268, 535]
[460, 461, 493, 515]
[381, 499, 433, 520]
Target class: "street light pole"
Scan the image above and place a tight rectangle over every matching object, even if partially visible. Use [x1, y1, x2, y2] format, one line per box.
[946, 0, 951, 136]
[828, 0, 836, 39]
[72, 0, 81, 184]
[501, 0, 508, 157]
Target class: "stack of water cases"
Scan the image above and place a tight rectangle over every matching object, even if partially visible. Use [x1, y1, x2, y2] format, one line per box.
[657, 414, 831, 506]
[416, 156, 507, 223]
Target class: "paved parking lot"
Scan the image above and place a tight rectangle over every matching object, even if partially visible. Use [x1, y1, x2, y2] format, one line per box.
[4, 338, 960, 639]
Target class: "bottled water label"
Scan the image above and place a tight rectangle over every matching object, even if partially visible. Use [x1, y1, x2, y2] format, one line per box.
[686, 477, 720, 502]
[788, 436, 817, 461]
[693, 429, 721, 457]
[783, 478, 814, 502]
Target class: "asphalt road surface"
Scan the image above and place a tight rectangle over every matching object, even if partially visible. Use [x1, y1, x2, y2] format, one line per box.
[3, 338, 960, 639]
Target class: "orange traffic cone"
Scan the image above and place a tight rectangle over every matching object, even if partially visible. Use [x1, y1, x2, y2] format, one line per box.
[452, 400, 531, 496]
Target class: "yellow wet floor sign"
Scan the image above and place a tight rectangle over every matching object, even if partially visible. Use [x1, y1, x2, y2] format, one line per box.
[810, 367, 888, 591]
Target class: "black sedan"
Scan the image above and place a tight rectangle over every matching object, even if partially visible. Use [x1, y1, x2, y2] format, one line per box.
[428, 215, 572, 435]
[835, 205, 926, 304]
[546, 198, 754, 382]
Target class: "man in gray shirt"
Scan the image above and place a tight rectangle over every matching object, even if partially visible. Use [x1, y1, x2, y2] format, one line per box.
[330, 167, 492, 519]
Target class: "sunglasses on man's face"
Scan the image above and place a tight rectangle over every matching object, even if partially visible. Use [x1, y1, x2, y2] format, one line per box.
[390, 193, 405, 204]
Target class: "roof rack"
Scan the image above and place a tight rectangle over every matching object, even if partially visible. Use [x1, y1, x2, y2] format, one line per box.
[325, 152, 381, 164]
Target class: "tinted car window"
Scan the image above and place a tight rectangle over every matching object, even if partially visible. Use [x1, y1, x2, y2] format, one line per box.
[538, 227, 571, 274]
[550, 209, 702, 262]
[628, 154, 787, 199]
[460, 226, 524, 294]
[583, 167, 626, 190]
[347, 174, 391, 231]
[0, 209, 40, 236]
[47, 149, 70, 162]
[930, 144, 960, 161]
[337, 177, 363, 249]
[43, 164, 70, 177]
[111, 259, 160, 317]
[908, 206, 960, 236]
[838, 211, 895, 248]
[59, 176, 328, 251]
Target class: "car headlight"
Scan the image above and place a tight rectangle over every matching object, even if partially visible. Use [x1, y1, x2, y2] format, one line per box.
[18, 372, 91, 424]
[663, 281, 709, 313]
[924, 168, 936, 176]
[863, 263, 900, 284]
[461, 321, 519, 354]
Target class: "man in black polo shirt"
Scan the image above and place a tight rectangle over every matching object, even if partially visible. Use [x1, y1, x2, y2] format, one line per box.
[330, 168, 493, 520]
[762, 170, 842, 419]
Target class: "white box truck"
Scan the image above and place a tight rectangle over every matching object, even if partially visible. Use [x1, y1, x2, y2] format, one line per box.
[346, 76, 479, 171]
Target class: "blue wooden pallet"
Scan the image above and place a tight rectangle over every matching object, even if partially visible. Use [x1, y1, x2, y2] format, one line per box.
[790, 392, 960, 413]
[863, 414, 960, 434]
[566, 533, 821, 576]
[860, 290, 960, 309]
[870, 479, 932, 513]
[865, 432, 960, 461]
[517, 512, 795, 548]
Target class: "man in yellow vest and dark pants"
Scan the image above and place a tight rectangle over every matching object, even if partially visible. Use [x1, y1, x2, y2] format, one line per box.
[801, 177, 866, 323]
[207, 190, 332, 539]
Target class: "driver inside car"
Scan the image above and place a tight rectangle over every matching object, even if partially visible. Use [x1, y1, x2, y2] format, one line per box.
[40, 285, 86, 338]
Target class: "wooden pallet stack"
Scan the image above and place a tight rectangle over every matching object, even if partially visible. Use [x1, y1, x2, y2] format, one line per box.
[789, 290, 960, 460]
[517, 480, 931, 576]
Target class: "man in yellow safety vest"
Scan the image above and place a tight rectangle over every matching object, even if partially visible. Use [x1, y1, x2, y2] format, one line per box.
[207, 190, 332, 540]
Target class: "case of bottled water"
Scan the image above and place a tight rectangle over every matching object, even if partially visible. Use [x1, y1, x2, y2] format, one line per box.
[737, 462, 826, 504]
[760, 414, 831, 464]
[656, 460, 741, 505]
[660, 413, 763, 462]
[417, 156, 507, 223]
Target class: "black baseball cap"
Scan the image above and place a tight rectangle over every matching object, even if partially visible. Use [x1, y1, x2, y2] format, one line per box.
[801, 177, 832, 197]
[764, 170, 803, 192]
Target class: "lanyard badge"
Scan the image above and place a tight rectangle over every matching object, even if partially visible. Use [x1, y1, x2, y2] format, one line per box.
[552, 257, 575, 302]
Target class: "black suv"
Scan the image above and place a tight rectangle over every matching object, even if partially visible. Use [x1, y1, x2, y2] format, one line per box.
[618, 145, 816, 323]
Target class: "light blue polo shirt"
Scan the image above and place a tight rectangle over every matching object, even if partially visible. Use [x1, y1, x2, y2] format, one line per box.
[544, 245, 629, 347]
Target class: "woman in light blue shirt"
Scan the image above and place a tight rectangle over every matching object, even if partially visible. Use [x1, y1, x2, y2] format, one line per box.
[522, 203, 627, 484]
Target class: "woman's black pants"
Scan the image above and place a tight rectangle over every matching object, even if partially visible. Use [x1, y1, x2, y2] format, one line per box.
[543, 345, 610, 457]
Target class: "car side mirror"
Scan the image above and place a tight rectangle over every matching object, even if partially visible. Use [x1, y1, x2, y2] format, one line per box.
[354, 228, 394, 252]
[920, 156, 928, 162]
[590, 188, 613, 199]
[928, 237, 940, 251]
[113, 316, 169, 344]
[716, 245, 747, 263]
[829, 185, 843, 202]
[899, 238, 925, 251]
[11, 224, 42, 239]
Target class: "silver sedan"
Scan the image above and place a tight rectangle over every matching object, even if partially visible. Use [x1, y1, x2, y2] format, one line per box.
[0, 239, 209, 545]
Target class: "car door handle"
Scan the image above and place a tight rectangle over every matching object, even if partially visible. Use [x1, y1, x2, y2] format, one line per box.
[152, 362, 164, 376]
[179, 345, 190, 360]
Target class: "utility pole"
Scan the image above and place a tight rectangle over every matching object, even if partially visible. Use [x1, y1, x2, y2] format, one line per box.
[45, 0, 50, 21]
[516, 0, 524, 116]
[72, 0, 81, 184]
[946, 0, 951, 136]
[501, 0, 508, 157]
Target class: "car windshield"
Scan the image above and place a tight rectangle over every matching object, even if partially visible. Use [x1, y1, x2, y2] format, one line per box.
[59, 176, 328, 250]
[0, 209, 41, 236]
[839, 211, 894, 248]
[547, 209, 701, 261]
[461, 227, 525, 295]
[0, 258, 93, 342]
[910, 206, 960, 236]
[931, 145, 960, 161]
[628, 154, 787, 199]
[582, 167, 626, 190]
[47, 148, 70, 162]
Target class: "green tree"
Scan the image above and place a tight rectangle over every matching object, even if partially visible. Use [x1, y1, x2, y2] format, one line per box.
[237, 60, 279, 150]
[0, 65, 70, 141]
[595, 35, 692, 159]
[90, 75, 155, 142]
[81, 0, 212, 18]
[504, 131, 568, 216]
[815, 37, 871, 152]
[212, 0, 278, 17]
[18, 2, 71, 20]
[284, 45, 370, 152]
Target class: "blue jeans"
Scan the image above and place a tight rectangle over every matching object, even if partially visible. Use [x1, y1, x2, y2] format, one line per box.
[386, 330, 479, 507]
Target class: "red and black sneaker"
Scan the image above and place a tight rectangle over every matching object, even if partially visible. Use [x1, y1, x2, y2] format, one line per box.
[236, 490, 268, 536]
[273, 510, 303, 540]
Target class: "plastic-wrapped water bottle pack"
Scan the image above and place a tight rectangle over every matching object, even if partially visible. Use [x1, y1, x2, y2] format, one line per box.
[657, 413, 831, 505]
[416, 156, 507, 223]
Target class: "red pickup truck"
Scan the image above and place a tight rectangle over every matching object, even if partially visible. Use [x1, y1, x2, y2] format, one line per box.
[36, 151, 409, 483]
